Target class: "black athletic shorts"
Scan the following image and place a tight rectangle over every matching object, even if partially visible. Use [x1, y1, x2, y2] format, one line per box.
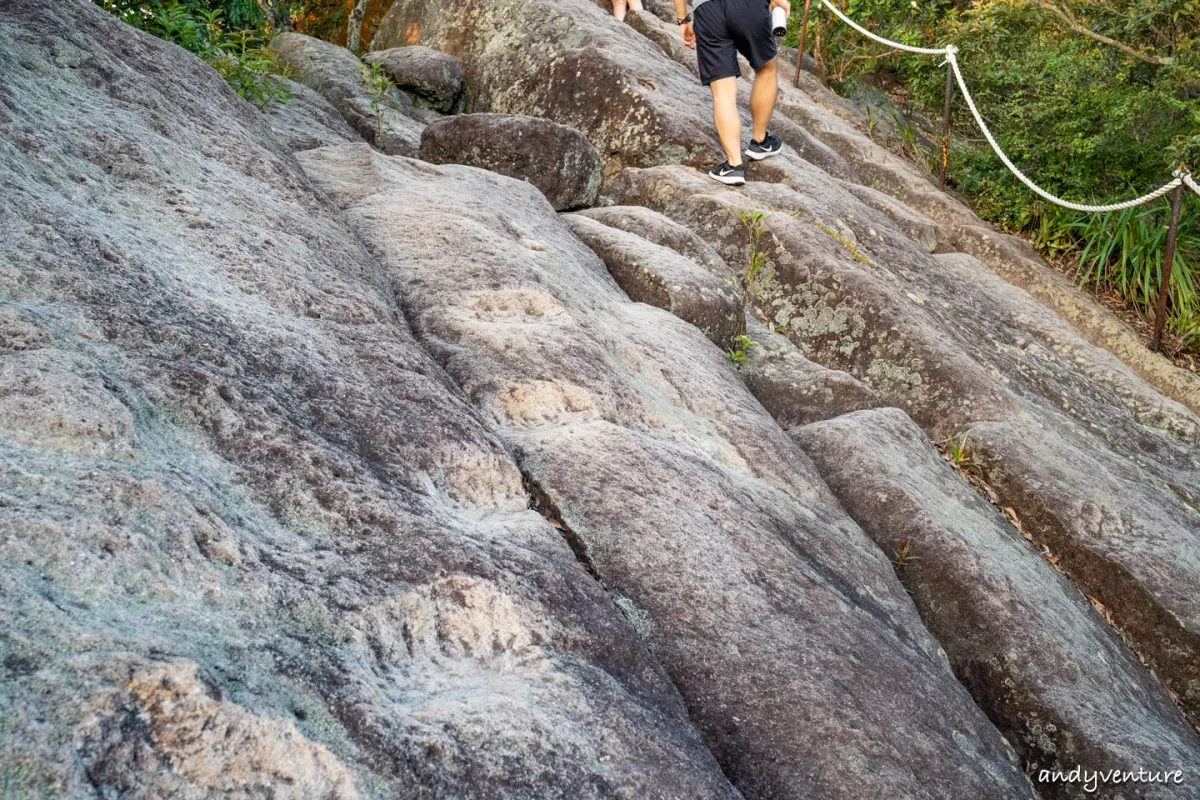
[694, 0, 777, 86]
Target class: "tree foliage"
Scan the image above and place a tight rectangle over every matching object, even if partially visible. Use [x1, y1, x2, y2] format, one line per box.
[94, 0, 294, 109]
[787, 0, 1200, 343]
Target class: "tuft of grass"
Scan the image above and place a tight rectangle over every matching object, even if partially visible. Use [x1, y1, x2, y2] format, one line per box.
[726, 334, 759, 368]
[888, 107, 933, 170]
[816, 223, 871, 264]
[738, 209, 774, 295]
[1068, 201, 1199, 348]
[939, 435, 978, 472]
[893, 539, 920, 568]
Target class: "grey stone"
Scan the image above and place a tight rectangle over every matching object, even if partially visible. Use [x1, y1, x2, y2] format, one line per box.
[575, 204, 733, 280]
[796, 408, 1200, 796]
[741, 317, 881, 428]
[302, 143, 1038, 800]
[271, 31, 428, 156]
[837, 178, 939, 253]
[372, 0, 725, 169]
[563, 213, 744, 348]
[0, 3, 747, 796]
[363, 45, 465, 113]
[420, 113, 603, 210]
[265, 79, 359, 153]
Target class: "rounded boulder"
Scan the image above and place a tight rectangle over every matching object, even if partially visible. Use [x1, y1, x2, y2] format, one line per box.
[419, 113, 603, 211]
[363, 45, 465, 113]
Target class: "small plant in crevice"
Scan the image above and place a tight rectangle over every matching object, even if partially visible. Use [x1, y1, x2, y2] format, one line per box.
[738, 208, 776, 300]
[864, 105, 879, 141]
[888, 107, 934, 172]
[726, 334, 759, 368]
[939, 435, 978, 473]
[360, 61, 393, 144]
[893, 539, 920, 568]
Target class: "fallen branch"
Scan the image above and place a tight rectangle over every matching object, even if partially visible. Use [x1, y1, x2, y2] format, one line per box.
[1031, 0, 1174, 66]
[832, 46, 901, 80]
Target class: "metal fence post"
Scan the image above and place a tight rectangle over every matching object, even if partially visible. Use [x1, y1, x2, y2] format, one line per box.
[793, 0, 814, 87]
[1149, 180, 1186, 353]
[938, 63, 954, 190]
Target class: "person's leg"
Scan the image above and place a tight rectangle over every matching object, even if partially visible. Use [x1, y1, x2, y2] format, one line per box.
[613, 0, 627, 21]
[749, 57, 778, 142]
[710, 77, 742, 166]
[628, 0, 644, 12]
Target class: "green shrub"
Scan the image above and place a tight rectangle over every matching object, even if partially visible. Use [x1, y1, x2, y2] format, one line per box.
[95, 1, 293, 110]
[360, 61, 393, 142]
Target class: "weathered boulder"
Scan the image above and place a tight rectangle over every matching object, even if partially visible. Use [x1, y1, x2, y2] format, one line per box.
[627, 8, 700, 77]
[575, 204, 733, 279]
[420, 113, 603, 210]
[265, 79, 359, 152]
[363, 45, 465, 113]
[272, 31, 426, 156]
[950, 224, 1200, 415]
[302, 143, 1037, 800]
[0, 3, 748, 796]
[607, 163, 1200, 732]
[741, 317, 881, 428]
[564, 213, 743, 348]
[373, 0, 724, 168]
[342, 95, 425, 156]
[837, 179, 939, 253]
[796, 408, 1200, 796]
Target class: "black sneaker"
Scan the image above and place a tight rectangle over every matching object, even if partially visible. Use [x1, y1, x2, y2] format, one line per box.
[745, 131, 783, 160]
[707, 160, 746, 186]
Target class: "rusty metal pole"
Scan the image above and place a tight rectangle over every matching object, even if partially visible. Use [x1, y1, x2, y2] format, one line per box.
[938, 63, 954, 190]
[1149, 182, 1186, 353]
[793, 0, 814, 87]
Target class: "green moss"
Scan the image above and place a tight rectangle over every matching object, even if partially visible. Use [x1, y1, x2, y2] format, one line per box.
[816, 223, 871, 264]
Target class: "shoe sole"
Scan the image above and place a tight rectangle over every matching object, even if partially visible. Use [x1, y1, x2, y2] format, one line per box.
[743, 147, 782, 161]
[707, 172, 746, 186]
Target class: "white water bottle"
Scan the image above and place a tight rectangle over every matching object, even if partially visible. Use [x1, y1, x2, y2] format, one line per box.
[772, 5, 789, 38]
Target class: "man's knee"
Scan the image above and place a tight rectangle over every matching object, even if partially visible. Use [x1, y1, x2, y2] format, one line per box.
[755, 57, 778, 76]
[709, 76, 739, 99]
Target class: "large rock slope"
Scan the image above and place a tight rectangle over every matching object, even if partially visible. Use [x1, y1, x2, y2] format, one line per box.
[797, 409, 1200, 796]
[0, 2, 741, 797]
[608, 162, 1200, 736]
[300, 143, 1036, 800]
[5, 0, 1200, 797]
[371, 0, 1200, 785]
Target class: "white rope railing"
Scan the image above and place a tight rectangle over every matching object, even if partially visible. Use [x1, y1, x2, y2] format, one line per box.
[944, 48, 1184, 213]
[815, 0, 949, 56]
[1185, 172, 1200, 200]
[815, 2, 1187, 213]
